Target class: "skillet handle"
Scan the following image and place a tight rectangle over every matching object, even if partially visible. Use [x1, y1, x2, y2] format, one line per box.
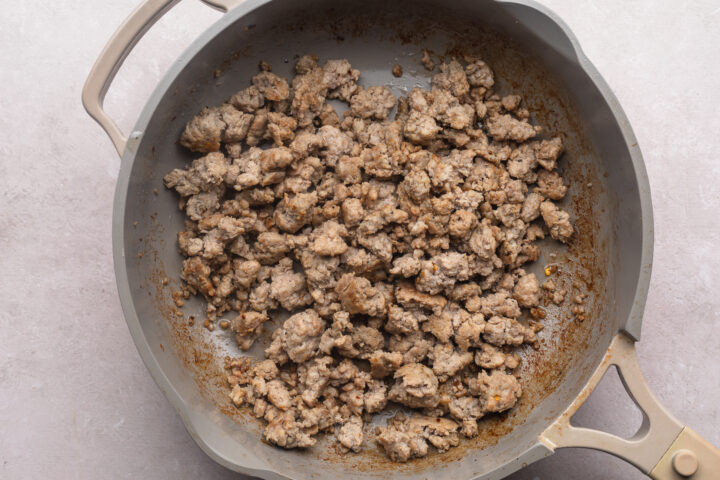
[81, 0, 243, 157]
[540, 333, 720, 479]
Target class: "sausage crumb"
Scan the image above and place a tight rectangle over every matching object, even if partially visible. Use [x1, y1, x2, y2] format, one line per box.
[421, 50, 435, 71]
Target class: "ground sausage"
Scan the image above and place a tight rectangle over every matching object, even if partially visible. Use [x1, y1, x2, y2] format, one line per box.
[167, 53, 576, 461]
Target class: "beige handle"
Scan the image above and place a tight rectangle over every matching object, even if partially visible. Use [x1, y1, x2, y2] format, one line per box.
[540, 333, 720, 478]
[81, 0, 243, 157]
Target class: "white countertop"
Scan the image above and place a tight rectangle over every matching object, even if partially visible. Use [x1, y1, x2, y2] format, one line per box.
[1, 0, 719, 478]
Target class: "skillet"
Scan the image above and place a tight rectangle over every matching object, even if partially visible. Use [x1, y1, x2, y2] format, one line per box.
[83, 0, 720, 477]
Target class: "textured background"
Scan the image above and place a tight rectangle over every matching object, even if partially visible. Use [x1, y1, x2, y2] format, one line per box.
[1, 0, 719, 478]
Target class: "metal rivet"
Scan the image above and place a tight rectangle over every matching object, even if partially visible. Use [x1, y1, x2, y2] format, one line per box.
[672, 449, 698, 477]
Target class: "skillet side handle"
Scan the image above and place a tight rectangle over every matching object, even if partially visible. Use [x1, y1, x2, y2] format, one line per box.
[81, 0, 243, 157]
[649, 428, 720, 479]
[540, 333, 720, 479]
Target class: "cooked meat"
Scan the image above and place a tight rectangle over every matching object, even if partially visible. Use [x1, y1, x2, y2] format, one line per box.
[369, 350, 404, 378]
[323, 59, 360, 101]
[166, 54, 575, 461]
[520, 192, 543, 222]
[388, 363, 440, 409]
[540, 200, 574, 243]
[231, 85, 264, 112]
[266, 379, 293, 410]
[468, 370, 522, 412]
[483, 315, 531, 346]
[421, 50, 435, 71]
[415, 252, 473, 295]
[179, 107, 225, 153]
[267, 310, 325, 363]
[376, 412, 460, 462]
[350, 86, 396, 120]
[536, 137, 564, 171]
[309, 220, 349, 256]
[513, 272, 541, 308]
[388, 331, 434, 364]
[465, 59, 494, 88]
[536, 170, 568, 200]
[475, 343, 520, 370]
[269, 260, 313, 311]
[485, 114, 538, 143]
[404, 111, 441, 144]
[430, 343, 473, 381]
[432, 60, 469, 98]
[337, 415, 364, 452]
[263, 411, 316, 449]
[335, 273, 387, 317]
[449, 396, 484, 437]
[252, 71, 290, 102]
[227, 310, 267, 349]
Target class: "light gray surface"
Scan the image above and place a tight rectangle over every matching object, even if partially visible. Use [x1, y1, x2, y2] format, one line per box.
[0, 0, 718, 478]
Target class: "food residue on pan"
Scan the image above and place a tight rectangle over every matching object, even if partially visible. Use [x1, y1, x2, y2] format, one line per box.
[162, 52, 574, 461]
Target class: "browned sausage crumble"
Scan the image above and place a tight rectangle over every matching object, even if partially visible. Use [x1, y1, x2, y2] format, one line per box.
[164, 53, 573, 461]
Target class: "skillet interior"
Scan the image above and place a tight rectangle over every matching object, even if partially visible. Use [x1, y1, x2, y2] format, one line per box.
[116, 0, 646, 477]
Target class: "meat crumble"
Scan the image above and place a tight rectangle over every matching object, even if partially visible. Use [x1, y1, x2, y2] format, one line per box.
[164, 53, 574, 461]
